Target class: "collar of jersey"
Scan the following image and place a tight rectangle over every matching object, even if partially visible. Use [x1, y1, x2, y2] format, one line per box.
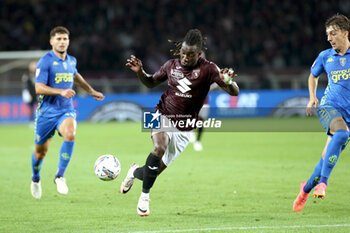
[49, 50, 67, 61]
[331, 47, 350, 56]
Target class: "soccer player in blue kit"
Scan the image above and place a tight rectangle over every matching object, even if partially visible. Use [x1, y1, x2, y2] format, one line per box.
[31, 26, 105, 199]
[293, 14, 350, 212]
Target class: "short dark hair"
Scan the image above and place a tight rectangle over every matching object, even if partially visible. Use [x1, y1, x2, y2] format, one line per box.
[50, 26, 70, 38]
[168, 29, 206, 55]
[325, 14, 350, 33]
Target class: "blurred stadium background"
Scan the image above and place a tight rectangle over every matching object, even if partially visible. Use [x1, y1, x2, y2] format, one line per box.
[1, 0, 350, 123]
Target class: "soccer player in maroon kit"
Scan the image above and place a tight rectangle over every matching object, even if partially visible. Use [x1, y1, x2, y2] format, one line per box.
[121, 29, 239, 216]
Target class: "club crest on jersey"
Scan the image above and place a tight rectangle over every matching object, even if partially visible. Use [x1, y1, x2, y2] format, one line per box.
[340, 58, 346, 67]
[171, 69, 184, 79]
[63, 62, 68, 70]
[192, 69, 200, 79]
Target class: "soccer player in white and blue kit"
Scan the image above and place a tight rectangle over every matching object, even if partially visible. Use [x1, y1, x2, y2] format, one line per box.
[30, 26, 105, 199]
[293, 14, 350, 212]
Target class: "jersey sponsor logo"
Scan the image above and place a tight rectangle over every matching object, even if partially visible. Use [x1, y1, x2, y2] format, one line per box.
[192, 69, 200, 79]
[35, 68, 40, 78]
[330, 69, 350, 83]
[326, 57, 334, 63]
[176, 78, 192, 93]
[55, 73, 74, 84]
[170, 69, 184, 79]
[53, 61, 59, 65]
[340, 57, 347, 66]
[175, 92, 192, 98]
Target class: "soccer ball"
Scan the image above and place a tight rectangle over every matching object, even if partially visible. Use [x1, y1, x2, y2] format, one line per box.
[94, 154, 121, 181]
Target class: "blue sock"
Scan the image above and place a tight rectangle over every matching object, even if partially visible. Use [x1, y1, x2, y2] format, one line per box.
[319, 176, 328, 185]
[303, 157, 323, 193]
[56, 141, 75, 177]
[32, 152, 43, 182]
[320, 129, 349, 184]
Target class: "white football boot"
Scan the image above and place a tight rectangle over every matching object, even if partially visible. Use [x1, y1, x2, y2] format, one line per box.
[137, 195, 150, 216]
[120, 163, 139, 194]
[31, 181, 42, 199]
[54, 177, 68, 194]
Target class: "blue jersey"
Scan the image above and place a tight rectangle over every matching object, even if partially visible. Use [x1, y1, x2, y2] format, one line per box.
[311, 48, 350, 109]
[35, 50, 78, 117]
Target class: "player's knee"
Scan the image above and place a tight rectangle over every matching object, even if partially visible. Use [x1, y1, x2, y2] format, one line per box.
[35, 151, 46, 160]
[330, 117, 348, 133]
[63, 131, 75, 141]
[152, 145, 167, 157]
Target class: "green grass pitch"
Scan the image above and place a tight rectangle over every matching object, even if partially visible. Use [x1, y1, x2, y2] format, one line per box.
[1, 118, 350, 233]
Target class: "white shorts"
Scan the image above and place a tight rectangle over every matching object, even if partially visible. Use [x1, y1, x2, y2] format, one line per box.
[151, 116, 191, 166]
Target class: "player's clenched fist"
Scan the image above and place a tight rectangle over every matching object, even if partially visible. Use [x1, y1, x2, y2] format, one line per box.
[60, 89, 76, 99]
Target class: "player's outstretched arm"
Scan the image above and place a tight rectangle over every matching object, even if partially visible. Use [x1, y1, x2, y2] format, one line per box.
[219, 68, 239, 96]
[74, 73, 105, 101]
[126, 55, 162, 88]
[35, 82, 76, 99]
[306, 73, 319, 116]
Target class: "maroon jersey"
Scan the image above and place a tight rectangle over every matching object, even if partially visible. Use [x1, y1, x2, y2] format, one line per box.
[153, 57, 226, 131]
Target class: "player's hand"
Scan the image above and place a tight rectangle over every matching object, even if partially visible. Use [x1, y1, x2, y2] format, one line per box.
[60, 89, 76, 99]
[219, 68, 237, 84]
[91, 90, 105, 101]
[306, 97, 318, 116]
[126, 55, 142, 73]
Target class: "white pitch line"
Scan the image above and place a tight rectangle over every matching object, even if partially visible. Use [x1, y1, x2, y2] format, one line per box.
[123, 224, 350, 233]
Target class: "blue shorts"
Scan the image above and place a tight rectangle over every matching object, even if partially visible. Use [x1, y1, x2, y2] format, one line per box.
[34, 111, 76, 145]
